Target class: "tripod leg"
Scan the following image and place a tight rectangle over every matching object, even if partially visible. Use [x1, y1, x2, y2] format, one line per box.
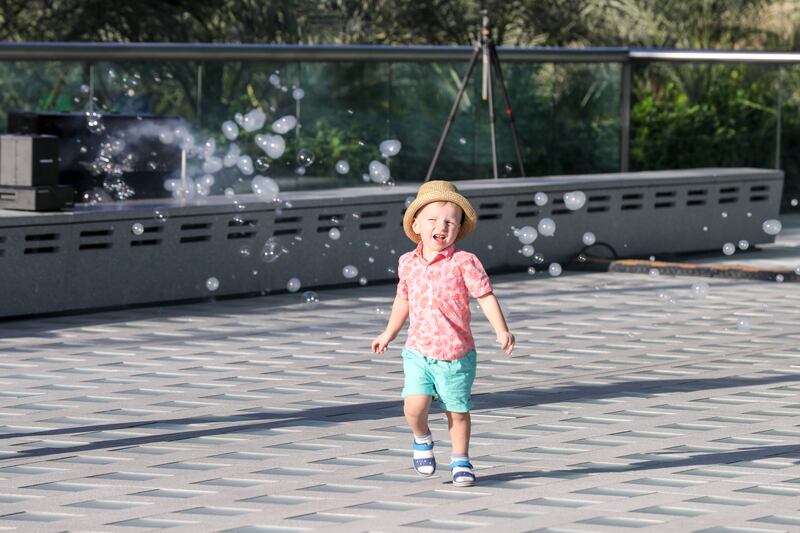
[425, 46, 482, 182]
[490, 45, 526, 177]
[487, 53, 499, 180]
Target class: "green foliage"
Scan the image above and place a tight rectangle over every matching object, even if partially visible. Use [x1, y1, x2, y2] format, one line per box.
[0, 0, 799, 207]
[630, 64, 778, 170]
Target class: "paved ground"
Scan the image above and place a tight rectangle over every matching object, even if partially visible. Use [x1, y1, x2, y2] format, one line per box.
[0, 225, 799, 532]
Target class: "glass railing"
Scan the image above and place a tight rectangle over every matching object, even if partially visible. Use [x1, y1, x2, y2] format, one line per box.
[0, 43, 796, 209]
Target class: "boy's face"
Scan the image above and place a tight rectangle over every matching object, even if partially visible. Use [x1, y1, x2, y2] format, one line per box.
[412, 201, 463, 253]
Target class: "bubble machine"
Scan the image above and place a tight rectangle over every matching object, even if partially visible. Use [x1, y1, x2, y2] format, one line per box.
[8, 111, 185, 201]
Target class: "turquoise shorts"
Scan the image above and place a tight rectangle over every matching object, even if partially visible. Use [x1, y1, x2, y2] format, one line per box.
[401, 348, 477, 413]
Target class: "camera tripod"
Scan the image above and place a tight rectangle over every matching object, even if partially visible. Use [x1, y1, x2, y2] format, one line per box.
[425, 11, 526, 181]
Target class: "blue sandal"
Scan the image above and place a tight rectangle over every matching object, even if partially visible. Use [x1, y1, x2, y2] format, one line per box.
[412, 440, 436, 477]
[450, 460, 475, 487]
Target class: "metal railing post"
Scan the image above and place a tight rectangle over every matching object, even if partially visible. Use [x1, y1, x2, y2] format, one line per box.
[775, 65, 782, 170]
[196, 63, 203, 124]
[619, 61, 631, 173]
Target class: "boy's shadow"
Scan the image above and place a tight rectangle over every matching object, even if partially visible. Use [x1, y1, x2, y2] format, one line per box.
[477, 444, 800, 484]
[3, 372, 799, 463]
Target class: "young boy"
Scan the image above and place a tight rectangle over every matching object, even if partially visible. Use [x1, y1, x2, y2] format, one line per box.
[371, 180, 514, 487]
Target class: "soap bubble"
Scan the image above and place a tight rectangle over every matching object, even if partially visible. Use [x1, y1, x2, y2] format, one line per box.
[791, 198, 798, 207]
[335, 160, 350, 174]
[205, 277, 220, 291]
[85, 110, 105, 135]
[548, 263, 562, 277]
[762, 219, 782, 235]
[236, 155, 254, 175]
[328, 228, 341, 240]
[368, 160, 391, 184]
[721, 211, 728, 218]
[527, 267, 536, 275]
[533, 252, 545, 264]
[359, 276, 368, 286]
[173, 126, 189, 144]
[582, 232, 596, 246]
[202, 156, 223, 174]
[261, 237, 286, 263]
[286, 277, 301, 292]
[648, 268, 659, 277]
[110, 138, 125, 154]
[738, 239, 749, 250]
[154, 210, 167, 223]
[521, 245, 535, 257]
[203, 137, 216, 156]
[169, 177, 195, 202]
[255, 156, 270, 172]
[690, 282, 709, 298]
[538, 218, 556, 237]
[269, 73, 281, 87]
[458, 137, 467, 145]
[302, 290, 319, 307]
[262, 134, 286, 159]
[736, 318, 750, 332]
[292, 88, 305, 100]
[776, 274, 785, 282]
[517, 225, 537, 244]
[251, 176, 280, 203]
[198, 174, 214, 188]
[223, 143, 240, 167]
[534, 192, 548, 206]
[405, 195, 416, 208]
[722, 242, 735, 255]
[272, 115, 297, 134]
[659, 291, 678, 305]
[254, 134, 269, 150]
[379, 139, 402, 157]
[242, 108, 266, 132]
[342, 265, 359, 279]
[131, 223, 144, 235]
[297, 148, 315, 167]
[234, 112, 244, 127]
[222, 120, 239, 141]
[563, 190, 587, 210]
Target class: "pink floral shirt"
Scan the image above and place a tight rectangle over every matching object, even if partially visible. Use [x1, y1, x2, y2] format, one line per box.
[397, 243, 493, 360]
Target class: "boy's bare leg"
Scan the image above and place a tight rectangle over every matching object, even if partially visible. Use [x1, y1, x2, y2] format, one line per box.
[446, 411, 471, 455]
[404, 395, 432, 436]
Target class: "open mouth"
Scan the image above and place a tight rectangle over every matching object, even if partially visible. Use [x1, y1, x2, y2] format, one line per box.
[433, 233, 447, 244]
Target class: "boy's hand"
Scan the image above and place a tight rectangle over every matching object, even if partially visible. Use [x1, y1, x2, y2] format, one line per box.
[496, 331, 515, 355]
[371, 332, 393, 353]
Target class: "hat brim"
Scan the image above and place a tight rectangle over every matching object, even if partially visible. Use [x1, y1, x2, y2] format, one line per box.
[402, 191, 476, 243]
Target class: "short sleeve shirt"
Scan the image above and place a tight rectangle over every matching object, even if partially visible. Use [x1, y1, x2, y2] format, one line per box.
[397, 243, 492, 360]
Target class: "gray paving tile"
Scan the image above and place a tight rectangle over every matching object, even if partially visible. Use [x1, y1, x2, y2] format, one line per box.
[1, 244, 800, 532]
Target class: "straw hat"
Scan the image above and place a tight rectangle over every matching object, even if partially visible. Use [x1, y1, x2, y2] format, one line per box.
[403, 180, 477, 243]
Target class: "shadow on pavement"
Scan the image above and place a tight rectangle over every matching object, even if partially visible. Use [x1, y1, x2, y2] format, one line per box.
[3, 372, 799, 460]
[477, 444, 800, 485]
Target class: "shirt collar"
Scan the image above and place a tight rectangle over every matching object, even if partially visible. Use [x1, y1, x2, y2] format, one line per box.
[413, 242, 455, 263]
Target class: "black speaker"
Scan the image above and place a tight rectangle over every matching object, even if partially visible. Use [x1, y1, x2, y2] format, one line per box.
[0, 134, 60, 187]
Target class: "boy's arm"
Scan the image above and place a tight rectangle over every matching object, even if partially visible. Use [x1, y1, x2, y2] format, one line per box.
[371, 296, 409, 353]
[476, 292, 515, 354]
